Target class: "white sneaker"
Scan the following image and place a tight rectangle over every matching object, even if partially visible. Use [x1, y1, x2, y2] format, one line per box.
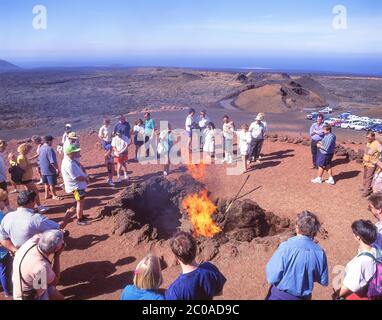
[108, 180, 115, 186]
[311, 177, 323, 184]
[326, 177, 336, 185]
[38, 205, 49, 213]
[37, 179, 44, 185]
[124, 174, 128, 181]
[163, 171, 168, 177]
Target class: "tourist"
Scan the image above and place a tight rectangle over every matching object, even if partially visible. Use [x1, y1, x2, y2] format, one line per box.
[104, 144, 115, 186]
[120, 254, 164, 300]
[368, 193, 382, 249]
[0, 140, 8, 193]
[133, 119, 145, 160]
[0, 190, 12, 298]
[39, 136, 62, 201]
[30, 136, 44, 185]
[98, 119, 113, 150]
[158, 123, 174, 177]
[0, 140, 13, 212]
[61, 124, 72, 145]
[266, 211, 328, 300]
[165, 232, 226, 300]
[17, 143, 49, 213]
[238, 124, 252, 172]
[13, 229, 65, 300]
[309, 113, 325, 169]
[114, 115, 131, 141]
[311, 124, 336, 185]
[361, 131, 381, 197]
[185, 109, 197, 151]
[257, 113, 267, 160]
[334, 220, 380, 300]
[63, 132, 80, 153]
[7, 153, 19, 194]
[144, 112, 156, 158]
[372, 159, 382, 194]
[111, 130, 130, 182]
[249, 114, 266, 164]
[198, 110, 211, 149]
[203, 122, 216, 162]
[61, 145, 90, 226]
[222, 115, 235, 164]
[0, 191, 71, 251]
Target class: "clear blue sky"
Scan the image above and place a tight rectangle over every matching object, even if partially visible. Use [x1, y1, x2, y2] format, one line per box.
[0, 0, 381, 74]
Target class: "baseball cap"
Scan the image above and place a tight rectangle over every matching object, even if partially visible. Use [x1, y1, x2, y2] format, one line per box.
[65, 144, 81, 155]
[68, 132, 79, 140]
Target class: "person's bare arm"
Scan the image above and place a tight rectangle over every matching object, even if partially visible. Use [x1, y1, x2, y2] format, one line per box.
[0, 239, 17, 255]
[339, 285, 352, 298]
[59, 207, 76, 230]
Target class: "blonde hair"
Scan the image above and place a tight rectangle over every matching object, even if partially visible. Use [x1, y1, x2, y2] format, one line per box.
[133, 255, 163, 290]
[17, 143, 32, 155]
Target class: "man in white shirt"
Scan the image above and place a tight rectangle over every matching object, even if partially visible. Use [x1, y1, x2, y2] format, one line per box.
[198, 110, 210, 150]
[249, 114, 266, 163]
[185, 109, 196, 151]
[111, 130, 130, 182]
[61, 124, 72, 145]
[61, 145, 90, 226]
[98, 119, 113, 150]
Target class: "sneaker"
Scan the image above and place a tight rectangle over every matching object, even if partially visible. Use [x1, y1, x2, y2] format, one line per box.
[36, 180, 44, 185]
[108, 180, 115, 187]
[77, 218, 90, 226]
[311, 177, 323, 184]
[163, 171, 168, 177]
[63, 230, 70, 238]
[37, 205, 50, 213]
[325, 177, 336, 185]
[124, 174, 128, 181]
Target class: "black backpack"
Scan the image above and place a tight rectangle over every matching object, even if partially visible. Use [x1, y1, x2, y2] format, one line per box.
[9, 164, 24, 184]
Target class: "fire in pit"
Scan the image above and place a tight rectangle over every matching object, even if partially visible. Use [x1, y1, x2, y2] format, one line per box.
[182, 190, 222, 238]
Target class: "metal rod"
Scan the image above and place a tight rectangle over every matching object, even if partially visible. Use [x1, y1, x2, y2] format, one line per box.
[224, 174, 251, 215]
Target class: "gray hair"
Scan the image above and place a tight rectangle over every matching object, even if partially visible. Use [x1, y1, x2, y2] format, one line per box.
[296, 211, 321, 238]
[38, 230, 64, 255]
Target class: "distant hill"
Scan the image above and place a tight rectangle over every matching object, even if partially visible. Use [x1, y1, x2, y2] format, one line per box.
[0, 59, 20, 73]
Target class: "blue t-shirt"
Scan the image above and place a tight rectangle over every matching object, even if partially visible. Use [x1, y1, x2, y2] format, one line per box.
[114, 122, 131, 139]
[120, 285, 164, 300]
[0, 211, 9, 260]
[39, 144, 58, 176]
[165, 262, 226, 300]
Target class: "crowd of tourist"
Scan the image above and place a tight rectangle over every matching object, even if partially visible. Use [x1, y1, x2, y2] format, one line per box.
[0, 108, 382, 301]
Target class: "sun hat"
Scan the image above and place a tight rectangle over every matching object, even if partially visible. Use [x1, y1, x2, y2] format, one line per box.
[65, 144, 81, 155]
[68, 132, 79, 140]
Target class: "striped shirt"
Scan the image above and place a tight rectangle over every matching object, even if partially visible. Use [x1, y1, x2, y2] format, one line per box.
[319, 133, 336, 155]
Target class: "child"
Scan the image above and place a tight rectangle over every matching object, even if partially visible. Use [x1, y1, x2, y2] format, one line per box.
[0, 190, 12, 298]
[105, 145, 115, 186]
[133, 119, 145, 160]
[7, 153, 19, 194]
[203, 122, 216, 163]
[238, 124, 252, 173]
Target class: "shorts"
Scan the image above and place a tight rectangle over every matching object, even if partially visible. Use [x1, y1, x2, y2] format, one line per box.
[316, 152, 334, 168]
[73, 189, 86, 202]
[42, 175, 58, 186]
[116, 153, 128, 164]
[21, 180, 33, 186]
[0, 181, 7, 192]
[101, 141, 112, 150]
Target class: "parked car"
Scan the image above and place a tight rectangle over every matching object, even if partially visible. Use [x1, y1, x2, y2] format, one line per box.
[340, 112, 352, 120]
[320, 107, 333, 114]
[353, 122, 369, 131]
[306, 112, 318, 120]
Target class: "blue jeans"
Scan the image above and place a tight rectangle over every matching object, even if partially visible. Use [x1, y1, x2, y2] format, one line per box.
[0, 253, 13, 296]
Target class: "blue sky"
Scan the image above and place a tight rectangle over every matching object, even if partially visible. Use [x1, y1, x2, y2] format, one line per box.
[0, 0, 381, 73]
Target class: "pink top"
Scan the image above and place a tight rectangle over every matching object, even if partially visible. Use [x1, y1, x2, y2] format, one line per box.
[12, 234, 55, 300]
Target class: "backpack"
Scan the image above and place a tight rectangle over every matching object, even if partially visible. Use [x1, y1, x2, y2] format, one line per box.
[360, 252, 382, 299]
[8, 164, 24, 184]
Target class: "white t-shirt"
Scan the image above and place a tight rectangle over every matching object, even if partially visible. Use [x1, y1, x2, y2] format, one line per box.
[203, 128, 215, 153]
[238, 130, 252, 156]
[223, 122, 235, 140]
[249, 122, 265, 140]
[343, 247, 381, 293]
[61, 157, 87, 193]
[111, 135, 130, 155]
[198, 116, 210, 130]
[98, 125, 113, 142]
[185, 115, 195, 132]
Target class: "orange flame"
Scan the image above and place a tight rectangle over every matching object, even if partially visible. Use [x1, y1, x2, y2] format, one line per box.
[182, 189, 222, 238]
[187, 161, 206, 181]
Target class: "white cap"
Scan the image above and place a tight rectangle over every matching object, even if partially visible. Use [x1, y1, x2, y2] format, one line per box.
[65, 124, 72, 128]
